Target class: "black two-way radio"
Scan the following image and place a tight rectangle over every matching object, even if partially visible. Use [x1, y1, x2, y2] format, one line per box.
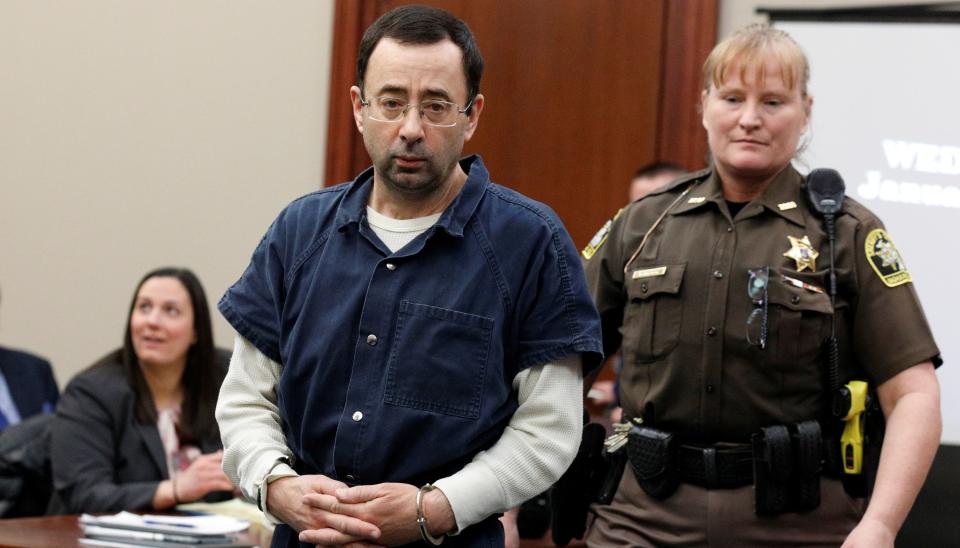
[806, 168, 882, 498]
[806, 168, 845, 392]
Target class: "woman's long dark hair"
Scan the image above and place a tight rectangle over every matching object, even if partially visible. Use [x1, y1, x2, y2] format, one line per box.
[98, 267, 222, 443]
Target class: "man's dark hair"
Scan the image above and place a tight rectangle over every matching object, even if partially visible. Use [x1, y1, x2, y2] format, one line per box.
[633, 161, 686, 181]
[356, 4, 483, 113]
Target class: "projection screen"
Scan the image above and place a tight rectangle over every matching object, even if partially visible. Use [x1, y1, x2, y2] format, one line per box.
[772, 18, 959, 443]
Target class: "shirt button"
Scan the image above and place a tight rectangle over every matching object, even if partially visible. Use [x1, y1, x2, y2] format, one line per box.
[385, 263, 397, 271]
[706, 385, 715, 394]
[640, 283, 648, 293]
[791, 295, 801, 304]
[352, 411, 363, 422]
[727, 227, 733, 233]
[713, 270, 723, 279]
[346, 474, 355, 481]
[366, 334, 378, 346]
[707, 326, 717, 336]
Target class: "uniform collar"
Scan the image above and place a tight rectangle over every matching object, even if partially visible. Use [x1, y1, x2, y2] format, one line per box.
[670, 169, 723, 216]
[671, 164, 806, 227]
[334, 155, 489, 237]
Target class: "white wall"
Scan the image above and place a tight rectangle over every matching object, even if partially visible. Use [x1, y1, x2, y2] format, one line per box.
[0, 1, 335, 385]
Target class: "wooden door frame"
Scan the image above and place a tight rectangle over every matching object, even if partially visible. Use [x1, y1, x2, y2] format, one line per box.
[323, 0, 381, 185]
[657, 0, 718, 170]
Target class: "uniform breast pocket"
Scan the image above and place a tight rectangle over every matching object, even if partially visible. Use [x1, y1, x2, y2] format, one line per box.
[383, 301, 494, 419]
[765, 269, 833, 370]
[622, 264, 686, 363]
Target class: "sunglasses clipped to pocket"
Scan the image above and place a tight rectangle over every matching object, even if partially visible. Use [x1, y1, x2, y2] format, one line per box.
[746, 267, 769, 349]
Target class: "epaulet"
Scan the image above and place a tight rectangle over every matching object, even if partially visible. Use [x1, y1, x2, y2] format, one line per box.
[643, 167, 712, 199]
[835, 194, 874, 225]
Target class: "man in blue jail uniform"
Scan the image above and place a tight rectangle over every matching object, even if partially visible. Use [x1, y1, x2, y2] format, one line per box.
[215, 5, 602, 547]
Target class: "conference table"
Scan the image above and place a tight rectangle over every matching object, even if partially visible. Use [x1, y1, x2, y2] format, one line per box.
[0, 515, 268, 548]
[0, 515, 583, 547]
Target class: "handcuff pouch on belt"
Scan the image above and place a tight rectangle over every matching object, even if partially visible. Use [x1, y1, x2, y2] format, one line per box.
[751, 420, 822, 516]
[793, 420, 823, 512]
[625, 424, 679, 499]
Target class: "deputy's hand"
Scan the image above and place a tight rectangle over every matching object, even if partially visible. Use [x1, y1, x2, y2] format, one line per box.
[267, 475, 381, 544]
[841, 516, 895, 548]
[500, 507, 520, 548]
[301, 482, 455, 547]
[175, 450, 236, 502]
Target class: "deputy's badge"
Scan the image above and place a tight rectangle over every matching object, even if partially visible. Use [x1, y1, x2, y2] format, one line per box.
[582, 209, 621, 260]
[783, 235, 819, 272]
[865, 228, 912, 287]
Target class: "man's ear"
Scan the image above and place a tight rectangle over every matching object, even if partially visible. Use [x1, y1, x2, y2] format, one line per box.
[700, 89, 709, 131]
[350, 86, 365, 133]
[462, 94, 484, 142]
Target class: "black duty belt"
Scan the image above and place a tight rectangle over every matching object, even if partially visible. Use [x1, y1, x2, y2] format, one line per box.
[624, 420, 825, 514]
[625, 424, 755, 498]
[675, 443, 754, 488]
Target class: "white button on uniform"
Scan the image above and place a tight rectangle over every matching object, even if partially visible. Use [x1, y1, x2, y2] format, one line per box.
[367, 334, 378, 346]
[352, 411, 363, 422]
[386, 263, 397, 271]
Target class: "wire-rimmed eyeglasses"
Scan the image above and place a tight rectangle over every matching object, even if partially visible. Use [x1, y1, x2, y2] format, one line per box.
[359, 95, 473, 127]
[746, 267, 769, 349]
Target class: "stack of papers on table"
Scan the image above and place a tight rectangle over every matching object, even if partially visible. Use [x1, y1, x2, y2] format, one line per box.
[79, 512, 256, 547]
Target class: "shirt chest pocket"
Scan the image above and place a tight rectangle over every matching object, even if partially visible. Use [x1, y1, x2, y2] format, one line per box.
[383, 301, 494, 419]
[622, 264, 686, 363]
[764, 270, 833, 370]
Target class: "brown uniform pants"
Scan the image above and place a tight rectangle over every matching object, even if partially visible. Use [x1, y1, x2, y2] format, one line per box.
[586, 465, 864, 547]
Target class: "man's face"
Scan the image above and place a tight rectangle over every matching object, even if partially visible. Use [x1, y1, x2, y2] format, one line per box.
[629, 172, 681, 202]
[351, 38, 482, 198]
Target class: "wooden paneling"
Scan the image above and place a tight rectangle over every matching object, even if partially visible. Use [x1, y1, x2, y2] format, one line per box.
[658, 0, 718, 171]
[323, 0, 382, 188]
[326, 0, 717, 248]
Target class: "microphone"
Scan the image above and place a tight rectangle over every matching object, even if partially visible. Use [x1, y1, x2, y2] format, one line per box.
[805, 168, 845, 216]
[805, 168, 845, 392]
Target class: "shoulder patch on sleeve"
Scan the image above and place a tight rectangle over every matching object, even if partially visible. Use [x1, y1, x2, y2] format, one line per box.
[865, 228, 912, 287]
[582, 208, 622, 260]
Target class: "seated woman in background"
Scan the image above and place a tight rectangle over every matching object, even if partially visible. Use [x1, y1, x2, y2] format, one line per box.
[50, 267, 235, 513]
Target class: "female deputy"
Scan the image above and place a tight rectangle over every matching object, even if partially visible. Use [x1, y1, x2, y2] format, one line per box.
[583, 25, 941, 547]
[50, 267, 235, 513]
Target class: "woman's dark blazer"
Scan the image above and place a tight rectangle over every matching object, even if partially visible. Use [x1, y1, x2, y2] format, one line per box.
[49, 357, 223, 514]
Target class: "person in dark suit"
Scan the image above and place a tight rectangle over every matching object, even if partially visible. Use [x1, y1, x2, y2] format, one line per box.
[0, 287, 59, 429]
[50, 267, 235, 514]
[0, 347, 58, 430]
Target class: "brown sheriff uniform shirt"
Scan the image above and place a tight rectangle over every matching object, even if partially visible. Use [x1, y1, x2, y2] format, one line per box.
[584, 165, 941, 442]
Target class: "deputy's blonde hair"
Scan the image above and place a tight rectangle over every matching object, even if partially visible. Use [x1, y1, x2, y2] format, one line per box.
[702, 24, 810, 97]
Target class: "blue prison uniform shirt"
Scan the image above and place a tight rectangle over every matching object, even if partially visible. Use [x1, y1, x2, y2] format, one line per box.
[220, 155, 602, 546]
